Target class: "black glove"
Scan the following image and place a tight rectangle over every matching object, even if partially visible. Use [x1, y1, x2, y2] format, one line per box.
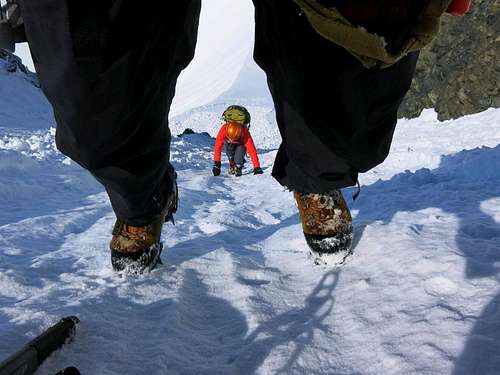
[253, 167, 263, 175]
[212, 161, 221, 176]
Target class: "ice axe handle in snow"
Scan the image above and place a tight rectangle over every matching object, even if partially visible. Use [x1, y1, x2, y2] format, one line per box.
[0, 316, 80, 375]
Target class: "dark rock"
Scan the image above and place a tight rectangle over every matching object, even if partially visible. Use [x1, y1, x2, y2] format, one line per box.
[399, 0, 499, 120]
[0, 49, 39, 87]
[177, 128, 213, 139]
[177, 128, 195, 137]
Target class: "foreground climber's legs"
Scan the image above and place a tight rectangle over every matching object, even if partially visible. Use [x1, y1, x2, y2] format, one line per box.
[252, 0, 418, 263]
[19, 0, 201, 272]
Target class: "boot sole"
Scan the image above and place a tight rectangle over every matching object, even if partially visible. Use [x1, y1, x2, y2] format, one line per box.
[305, 232, 353, 266]
[111, 243, 163, 274]
[309, 247, 353, 266]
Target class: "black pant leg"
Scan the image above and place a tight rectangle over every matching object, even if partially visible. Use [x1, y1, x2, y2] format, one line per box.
[18, 0, 201, 225]
[252, 0, 418, 193]
[234, 145, 247, 167]
[225, 143, 236, 161]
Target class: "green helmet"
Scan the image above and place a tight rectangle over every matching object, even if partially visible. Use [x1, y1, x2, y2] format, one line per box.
[222, 105, 251, 125]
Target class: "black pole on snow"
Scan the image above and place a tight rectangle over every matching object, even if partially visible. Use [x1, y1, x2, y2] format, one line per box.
[0, 316, 80, 375]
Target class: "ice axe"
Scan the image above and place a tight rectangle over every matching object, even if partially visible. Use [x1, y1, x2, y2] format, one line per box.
[0, 316, 80, 375]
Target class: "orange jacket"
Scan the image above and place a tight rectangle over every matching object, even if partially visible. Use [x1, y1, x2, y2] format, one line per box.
[213, 124, 260, 168]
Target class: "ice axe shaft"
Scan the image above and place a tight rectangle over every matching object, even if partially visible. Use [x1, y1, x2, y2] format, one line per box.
[0, 316, 80, 375]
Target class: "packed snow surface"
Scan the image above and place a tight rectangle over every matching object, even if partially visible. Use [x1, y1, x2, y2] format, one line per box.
[1, 2, 500, 374]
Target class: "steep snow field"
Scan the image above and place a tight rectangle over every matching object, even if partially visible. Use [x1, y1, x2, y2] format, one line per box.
[2, 2, 500, 374]
[2, 104, 499, 375]
[170, 0, 255, 117]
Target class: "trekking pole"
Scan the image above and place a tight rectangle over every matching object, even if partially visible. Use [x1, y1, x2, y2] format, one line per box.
[0, 316, 80, 375]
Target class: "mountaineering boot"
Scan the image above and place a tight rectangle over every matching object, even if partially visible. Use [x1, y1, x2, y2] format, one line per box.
[294, 189, 353, 266]
[110, 178, 178, 273]
[234, 166, 243, 177]
[228, 160, 237, 175]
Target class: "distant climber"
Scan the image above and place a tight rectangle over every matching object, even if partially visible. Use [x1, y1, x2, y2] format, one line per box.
[212, 105, 263, 177]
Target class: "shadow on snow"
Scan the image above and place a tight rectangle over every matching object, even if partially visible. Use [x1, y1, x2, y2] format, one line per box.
[348, 145, 500, 374]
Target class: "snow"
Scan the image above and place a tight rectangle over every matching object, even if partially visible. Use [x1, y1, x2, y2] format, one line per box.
[13, 43, 35, 73]
[169, 0, 256, 117]
[0, 54, 53, 131]
[1, 3, 500, 375]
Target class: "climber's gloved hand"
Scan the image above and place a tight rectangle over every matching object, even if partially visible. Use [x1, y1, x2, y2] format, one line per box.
[212, 161, 221, 176]
[253, 167, 263, 175]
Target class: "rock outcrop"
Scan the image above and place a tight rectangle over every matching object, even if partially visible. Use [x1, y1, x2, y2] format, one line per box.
[399, 0, 499, 120]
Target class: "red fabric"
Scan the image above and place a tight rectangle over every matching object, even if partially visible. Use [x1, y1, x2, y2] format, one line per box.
[241, 127, 261, 168]
[446, 0, 471, 16]
[213, 125, 227, 163]
[213, 124, 261, 168]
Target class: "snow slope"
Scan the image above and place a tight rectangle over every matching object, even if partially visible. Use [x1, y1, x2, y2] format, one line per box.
[0, 53, 54, 131]
[1, 104, 499, 375]
[1, 3, 500, 375]
[169, 0, 255, 117]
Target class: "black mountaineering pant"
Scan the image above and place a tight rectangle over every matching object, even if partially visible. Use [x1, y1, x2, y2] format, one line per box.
[252, 0, 418, 193]
[18, 0, 201, 226]
[19, 0, 417, 224]
[225, 143, 247, 167]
